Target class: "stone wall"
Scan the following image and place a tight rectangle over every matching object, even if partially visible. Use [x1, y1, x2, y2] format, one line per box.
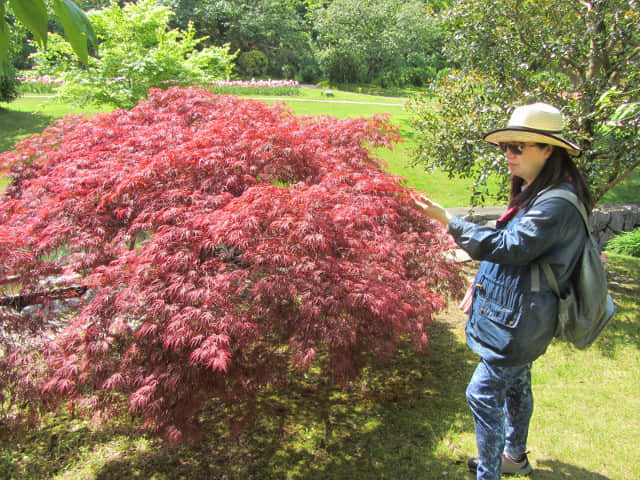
[591, 204, 640, 248]
[457, 203, 640, 249]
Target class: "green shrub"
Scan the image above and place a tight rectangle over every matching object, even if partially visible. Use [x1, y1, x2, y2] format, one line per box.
[31, 0, 235, 108]
[237, 50, 269, 78]
[606, 228, 640, 257]
[0, 69, 19, 103]
[318, 48, 365, 84]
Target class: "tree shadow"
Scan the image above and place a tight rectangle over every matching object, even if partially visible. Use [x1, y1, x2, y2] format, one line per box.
[84, 315, 480, 480]
[534, 459, 613, 480]
[0, 107, 58, 153]
[595, 259, 640, 356]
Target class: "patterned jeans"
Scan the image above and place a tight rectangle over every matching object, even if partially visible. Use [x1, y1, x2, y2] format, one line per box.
[466, 360, 533, 480]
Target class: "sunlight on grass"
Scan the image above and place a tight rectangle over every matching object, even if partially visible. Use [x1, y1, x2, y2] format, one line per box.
[601, 167, 640, 204]
[0, 96, 110, 153]
[3, 89, 637, 206]
[530, 253, 640, 480]
[1, 89, 639, 480]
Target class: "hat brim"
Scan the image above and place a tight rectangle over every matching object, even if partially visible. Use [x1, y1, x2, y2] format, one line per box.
[484, 127, 581, 157]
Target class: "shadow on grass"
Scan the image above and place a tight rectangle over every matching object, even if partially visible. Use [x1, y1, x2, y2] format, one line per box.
[0, 319, 476, 480]
[1, 317, 623, 480]
[535, 460, 612, 480]
[0, 107, 57, 153]
[4, 256, 638, 479]
[86, 320, 480, 480]
[596, 254, 640, 357]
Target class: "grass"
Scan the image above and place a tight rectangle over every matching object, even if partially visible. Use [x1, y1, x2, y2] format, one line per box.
[2, 89, 637, 207]
[601, 167, 640, 205]
[1, 88, 639, 479]
[255, 88, 483, 206]
[0, 96, 111, 153]
[0, 253, 638, 479]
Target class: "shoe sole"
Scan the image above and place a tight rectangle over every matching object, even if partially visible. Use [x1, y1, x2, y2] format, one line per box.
[468, 458, 533, 476]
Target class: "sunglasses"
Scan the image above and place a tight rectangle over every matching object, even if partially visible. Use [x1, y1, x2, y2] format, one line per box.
[498, 143, 537, 155]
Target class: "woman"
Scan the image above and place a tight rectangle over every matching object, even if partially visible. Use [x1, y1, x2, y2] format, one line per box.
[411, 103, 593, 479]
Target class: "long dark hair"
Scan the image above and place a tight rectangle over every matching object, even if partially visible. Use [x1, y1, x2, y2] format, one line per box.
[508, 145, 594, 213]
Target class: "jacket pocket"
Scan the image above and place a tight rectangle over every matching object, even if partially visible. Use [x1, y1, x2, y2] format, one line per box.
[470, 294, 521, 354]
[467, 270, 557, 365]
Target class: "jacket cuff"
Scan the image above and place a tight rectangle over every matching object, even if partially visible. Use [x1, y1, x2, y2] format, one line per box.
[447, 215, 465, 237]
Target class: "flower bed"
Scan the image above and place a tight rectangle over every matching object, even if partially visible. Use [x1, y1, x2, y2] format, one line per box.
[209, 79, 300, 96]
[17, 74, 65, 94]
[16, 74, 300, 97]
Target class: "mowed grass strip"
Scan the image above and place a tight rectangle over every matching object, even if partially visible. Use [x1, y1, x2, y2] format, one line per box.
[0, 87, 638, 480]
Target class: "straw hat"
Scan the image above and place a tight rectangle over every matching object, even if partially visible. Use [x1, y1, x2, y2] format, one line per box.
[484, 103, 581, 157]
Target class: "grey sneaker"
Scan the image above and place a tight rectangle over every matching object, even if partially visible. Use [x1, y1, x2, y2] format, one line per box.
[467, 453, 533, 476]
[502, 453, 533, 476]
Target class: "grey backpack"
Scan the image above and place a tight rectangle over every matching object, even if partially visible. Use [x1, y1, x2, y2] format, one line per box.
[532, 189, 616, 349]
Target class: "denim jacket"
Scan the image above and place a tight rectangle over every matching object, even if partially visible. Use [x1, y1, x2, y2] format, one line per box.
[448, 183, 587, 366]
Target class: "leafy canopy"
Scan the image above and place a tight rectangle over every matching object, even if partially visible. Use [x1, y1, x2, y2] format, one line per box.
[160, 0, 316, 80]
[31, 0, 235, 108]
[0, 87, 463, 442]
[409, 0, 640, 205]
[0, 0, 97, 74]
[312, 0, 447, 85]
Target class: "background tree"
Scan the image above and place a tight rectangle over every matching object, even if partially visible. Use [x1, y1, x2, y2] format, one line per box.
[161, 0, 317, 81]
[31, 0, 235, 108]
[312, 0, 448, 86]
[408, 0, 640, 204]
[0, 87, 463, 442]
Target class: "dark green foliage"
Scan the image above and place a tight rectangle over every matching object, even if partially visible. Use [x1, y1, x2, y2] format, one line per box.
[236, 50, 269, 78]
[0, 66, 19, 104]
[312, 0, 449, 86]
[319, 48, 365, 84]
[606, 229, 640, 258]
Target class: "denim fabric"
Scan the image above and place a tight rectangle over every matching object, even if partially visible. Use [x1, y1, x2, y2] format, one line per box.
[448, 183, 587, 366]
[466, 360, 533, 480]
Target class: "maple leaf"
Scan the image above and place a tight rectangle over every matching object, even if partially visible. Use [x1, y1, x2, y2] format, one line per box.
[0, 87, 463, 442]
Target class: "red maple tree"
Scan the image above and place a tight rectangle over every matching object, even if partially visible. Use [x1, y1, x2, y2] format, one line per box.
[0, 87, 463, 442]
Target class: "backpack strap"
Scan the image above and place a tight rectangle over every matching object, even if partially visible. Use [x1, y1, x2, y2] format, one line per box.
[540, 263, 560, 296]
[533, 189, 592, 238]
[530, 188, 592, 294]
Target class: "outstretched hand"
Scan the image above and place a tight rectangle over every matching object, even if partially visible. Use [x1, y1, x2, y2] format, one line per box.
[410, 191, 451, 226]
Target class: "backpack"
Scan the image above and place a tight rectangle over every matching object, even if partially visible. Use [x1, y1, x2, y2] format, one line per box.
[532, 189, 616, 349]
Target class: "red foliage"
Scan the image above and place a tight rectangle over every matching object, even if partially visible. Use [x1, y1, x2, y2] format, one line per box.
[0, 87, 463, 441]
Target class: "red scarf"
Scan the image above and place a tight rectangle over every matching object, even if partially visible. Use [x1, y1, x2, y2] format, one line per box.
[496, 206, 521, 229]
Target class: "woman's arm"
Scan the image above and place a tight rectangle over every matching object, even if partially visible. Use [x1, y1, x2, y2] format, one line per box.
[448, 197, 584, 265]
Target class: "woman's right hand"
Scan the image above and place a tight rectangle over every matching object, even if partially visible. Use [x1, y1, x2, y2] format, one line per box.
[410, 191, 451, 226]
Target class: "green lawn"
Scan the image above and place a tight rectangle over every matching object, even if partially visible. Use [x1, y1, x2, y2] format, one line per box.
[1, 89, 639, 480]
[256, 88, 493, 207]
[0, 254, 637, 480]
[0, 96, 111, 153]
[4, 90, 636, 207]
[1, 90, 488, 207]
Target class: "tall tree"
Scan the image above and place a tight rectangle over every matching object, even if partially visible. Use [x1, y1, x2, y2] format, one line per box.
[409, 0, 640, 204]
[161, 0, 315, 79]
[312, 0, 446, 85]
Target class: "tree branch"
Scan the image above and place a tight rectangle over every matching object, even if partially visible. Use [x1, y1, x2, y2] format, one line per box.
[605, 158, 640, 194]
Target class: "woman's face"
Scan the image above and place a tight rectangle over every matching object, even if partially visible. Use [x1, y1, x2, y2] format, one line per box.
[500, 142, 554, 184]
